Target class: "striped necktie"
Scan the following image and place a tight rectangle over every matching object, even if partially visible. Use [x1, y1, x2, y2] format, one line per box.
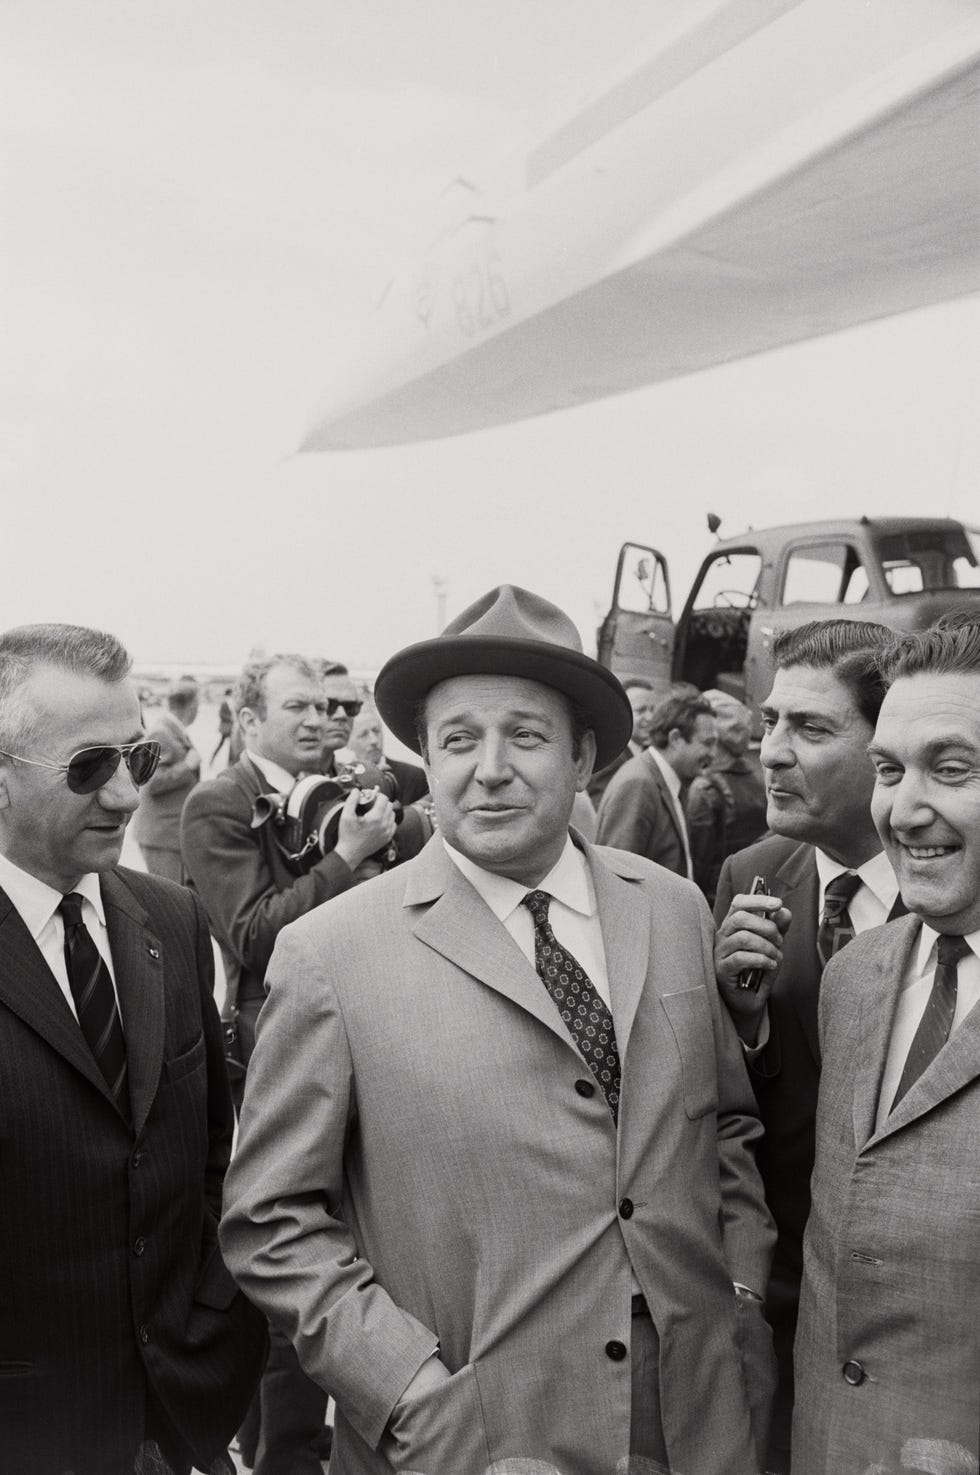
[59, 893, 130, 1120]
[891, 933, 970, 1112]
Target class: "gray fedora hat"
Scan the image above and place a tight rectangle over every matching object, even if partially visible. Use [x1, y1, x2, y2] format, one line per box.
[374, 584, 633, 770]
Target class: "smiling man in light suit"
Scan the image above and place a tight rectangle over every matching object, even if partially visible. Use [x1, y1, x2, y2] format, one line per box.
[221, 586, 775, 1475]
[793, 616, 980, 1474]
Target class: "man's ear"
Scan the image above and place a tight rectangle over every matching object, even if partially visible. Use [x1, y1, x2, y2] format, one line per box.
[238, 706, 258, 739]
[575, 729, 598, 791]
[0, 772, 10, 810]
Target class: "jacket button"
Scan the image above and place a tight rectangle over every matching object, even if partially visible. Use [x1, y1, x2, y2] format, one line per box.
[575, 1079, 595, 1098]
[605, 1340, 627, 1362]
[133, 1237, 146, 1257]
[619, 1198, 634, 1220]
[842, 1360, 865, 1386]
[131, 1151, 142, 1169]
[138, 1324, 149, 1345]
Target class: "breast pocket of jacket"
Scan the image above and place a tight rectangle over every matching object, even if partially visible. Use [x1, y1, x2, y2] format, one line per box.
[165, 1032, 206, 1083]
[660, 987, 719, 1119]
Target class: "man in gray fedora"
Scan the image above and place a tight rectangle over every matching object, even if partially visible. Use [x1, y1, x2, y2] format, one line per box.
[220, 585, 776, 1475]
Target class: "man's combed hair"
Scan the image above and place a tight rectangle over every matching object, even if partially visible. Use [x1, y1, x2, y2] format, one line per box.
[877, 611, 980, 686]
[771, 618, 894, 728]
[233, 654, 321, 720]
[648, 683, 713, 750]
[0, 623, 132, 752]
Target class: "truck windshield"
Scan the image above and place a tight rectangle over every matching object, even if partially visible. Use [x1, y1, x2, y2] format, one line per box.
[875, 527, 980, 594]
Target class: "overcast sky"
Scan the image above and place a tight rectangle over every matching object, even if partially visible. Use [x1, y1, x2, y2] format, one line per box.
[4, 1, 978, 671]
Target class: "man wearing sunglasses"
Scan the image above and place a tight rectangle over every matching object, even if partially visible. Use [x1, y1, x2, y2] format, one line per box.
[319, 659, 364, 771]
[180, 652, 396, 1475]
[0, 622, 266, 1475]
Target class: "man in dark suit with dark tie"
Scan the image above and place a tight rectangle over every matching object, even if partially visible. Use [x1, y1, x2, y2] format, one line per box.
[0, 622, 266, 1475]
[713, 619, 901, 1472]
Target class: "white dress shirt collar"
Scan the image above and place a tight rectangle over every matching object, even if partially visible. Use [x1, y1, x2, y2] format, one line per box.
[245, 748, 298, 795]
[913, 921, 980, 977]
[814, 847, 900, 915]
[0, 848, 105, 938]
[442, 835, 595, 923]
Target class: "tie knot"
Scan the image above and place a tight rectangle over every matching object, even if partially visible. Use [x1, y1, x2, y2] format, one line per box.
[523, 889, 552, 925]
[58, 892, 85, 927]
[824, 872, 862, 909]
[937, 933, 971, 968]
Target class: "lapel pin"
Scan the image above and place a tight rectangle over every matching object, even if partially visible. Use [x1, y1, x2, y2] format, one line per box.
[147, 946, 160, 960]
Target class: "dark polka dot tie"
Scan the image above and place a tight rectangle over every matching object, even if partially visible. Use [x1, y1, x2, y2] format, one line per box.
[522, 889, 621, 1121]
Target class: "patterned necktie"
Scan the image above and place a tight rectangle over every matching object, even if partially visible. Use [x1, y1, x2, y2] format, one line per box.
[59, 893, 130, 1119]
[890, 933, 970, 1112]
[522, 889, 621, 1120]
[816, 871, 862, 968]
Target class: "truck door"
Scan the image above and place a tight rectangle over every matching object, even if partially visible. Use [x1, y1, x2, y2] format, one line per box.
[596, 542, 674, 692]
[675, 546, 764, 710]
[767, 535, 889, 629]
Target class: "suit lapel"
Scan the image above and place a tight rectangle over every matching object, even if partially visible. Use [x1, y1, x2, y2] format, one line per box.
[101, 871, 165, 1137]
[587, 845, 650, 1061]
[0, 886, 114, 1102]
[644, 752, 685, 855]
[405, 840, 574, 1053]
[405, 836, 654, 1071]
[235, 754, 271, 799]
[863, 920, 980, 1146]
[851, 919, 918, 1150]
[773, 842, 822, 1064]
[879, 1000, 980, 1137]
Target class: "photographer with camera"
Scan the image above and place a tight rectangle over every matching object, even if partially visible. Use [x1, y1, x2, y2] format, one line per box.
[180, 652, 395, 1475]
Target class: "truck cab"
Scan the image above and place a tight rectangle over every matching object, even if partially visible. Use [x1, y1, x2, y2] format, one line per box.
[597, 517, 980, 728]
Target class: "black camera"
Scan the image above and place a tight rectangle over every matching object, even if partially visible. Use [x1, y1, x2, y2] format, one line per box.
[251, 759, 399, 873]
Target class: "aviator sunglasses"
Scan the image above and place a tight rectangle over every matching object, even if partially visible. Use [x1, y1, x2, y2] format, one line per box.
[0, 740, 162, 795]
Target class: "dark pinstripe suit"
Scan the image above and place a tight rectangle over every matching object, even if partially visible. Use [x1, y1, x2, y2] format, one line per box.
[0, 866, 267, 1475]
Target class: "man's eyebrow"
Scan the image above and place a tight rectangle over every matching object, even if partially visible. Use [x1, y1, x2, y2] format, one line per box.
[868, 736, 980, 760]
[920, 737, 980, 759]
[761, 705, 835, 726]
[77, 728, 146, 747]
[434, 707, 556, 728]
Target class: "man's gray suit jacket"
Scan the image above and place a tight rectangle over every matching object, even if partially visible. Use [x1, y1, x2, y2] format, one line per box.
[794, 915, 980, 1472]
[221, 834, 775, 1475]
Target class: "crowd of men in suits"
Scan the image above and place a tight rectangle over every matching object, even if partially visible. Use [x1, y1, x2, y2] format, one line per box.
[0, 594, 978, 1475]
